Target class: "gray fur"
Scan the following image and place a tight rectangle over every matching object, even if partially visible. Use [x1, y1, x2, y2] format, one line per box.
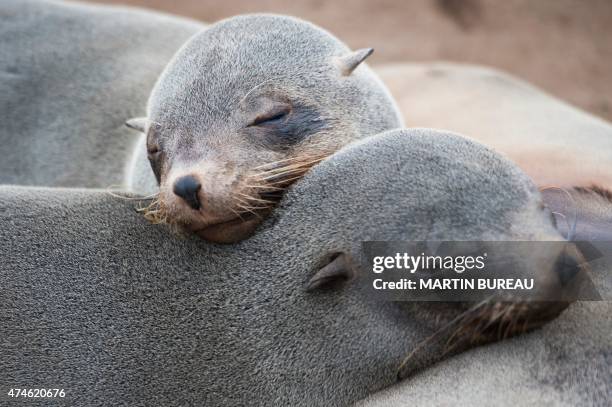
[377, 62, 612, 243]
[146, 14, 402, 155]
[129, 14, 404, 242]
[0, 129, 579, 406]
[0, 2, 607, 405]
[377, 62, 612, 189]
[0, 0, 203, 188]
[358, 301, 611, 407]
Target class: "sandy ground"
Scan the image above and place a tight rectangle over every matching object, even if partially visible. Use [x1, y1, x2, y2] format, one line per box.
[85, 0, 612, 122]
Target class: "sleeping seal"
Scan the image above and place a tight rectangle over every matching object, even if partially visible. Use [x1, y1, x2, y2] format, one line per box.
[376, 62, 612, 242]
[126, 14, 403, 243]
[0, 129, 591, 406]
[0, 0, 203, 188]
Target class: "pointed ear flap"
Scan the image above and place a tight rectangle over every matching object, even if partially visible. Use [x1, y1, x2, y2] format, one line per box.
[306, 253, 356, 292]
[125, 117, 148, 133]
[336, 48, 374, 76]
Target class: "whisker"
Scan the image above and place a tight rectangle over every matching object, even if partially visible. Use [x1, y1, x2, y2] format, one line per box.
[253, 158, 328, 178]
[244, 184, 285, 191]
[444, 302, 490, 352]
[234, 196, 259, 209]
[229, 206, 245, 222]
[503, 304, 520, 339]
[521, 315, 530, 334]
[106, 185, 160, 201]
[467, 305, 495, 345]
[239, 78, 279, 105]
[239, 151, 333, 215]
[539, 185, 578, 241]
[252, 153, 329, 171]
[497, 303, 516, 340]
[263, 175, 308, 186]
[397, 297, 493, 377]
[238, 193, 275, 204]
[481, 302, 507, 331]
[233, 196, 266, 217]
[135, 196, 170, 225]
[253, 157, 309, 171]
[236, 204, 263, 219]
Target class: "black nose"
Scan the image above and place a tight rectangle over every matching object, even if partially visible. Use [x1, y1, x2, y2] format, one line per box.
[173, 175, 202, 210]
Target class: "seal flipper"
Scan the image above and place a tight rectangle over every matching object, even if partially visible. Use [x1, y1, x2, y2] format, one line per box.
[306, 253, 355, 292]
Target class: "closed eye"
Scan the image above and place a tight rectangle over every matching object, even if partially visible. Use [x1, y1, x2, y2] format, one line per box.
[146, 125, 162, 157]
[250, 106, 291, 127]
[147, 138, 161, 157]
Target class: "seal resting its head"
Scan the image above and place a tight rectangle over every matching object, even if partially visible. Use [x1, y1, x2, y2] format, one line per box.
[0, 130, 595, 405]
[127, 14, 403, 243]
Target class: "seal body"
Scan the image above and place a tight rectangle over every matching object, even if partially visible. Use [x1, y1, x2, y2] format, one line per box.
[377, 62, 612, 241]
[376, 62, 612, 189]
[128, 14, 403, 243]
[0, 129, 586, 406]
[0, 5, 603, 405]
[0, 0, 203, 187]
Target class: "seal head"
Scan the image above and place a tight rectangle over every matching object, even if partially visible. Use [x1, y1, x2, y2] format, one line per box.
[127, 14, 403, 243]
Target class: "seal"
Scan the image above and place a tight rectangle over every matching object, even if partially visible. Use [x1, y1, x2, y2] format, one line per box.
[376, 62, 612, 242]
[1, 4, 604, 405]
[126, 14, 403, 243]
[0, 0, 202, 188]
[376, 62, 612, 189]
[1, 129, 595, 406]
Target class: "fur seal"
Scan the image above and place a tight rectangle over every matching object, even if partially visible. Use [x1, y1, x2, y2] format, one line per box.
[376, 62, 612, 241]
[0, 0, 610, 406]
[0, 3, 604, 405]
[0, 0, 203, 188]
[0, 129, 591, 406]
[126, 14, 403, 243]
[376, 62, 612, 189]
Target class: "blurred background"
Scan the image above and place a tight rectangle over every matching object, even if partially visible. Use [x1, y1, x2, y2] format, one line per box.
[86, 0, 612, 121]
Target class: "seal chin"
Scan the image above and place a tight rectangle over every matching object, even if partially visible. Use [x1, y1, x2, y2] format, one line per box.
[193, 216, 263, 244]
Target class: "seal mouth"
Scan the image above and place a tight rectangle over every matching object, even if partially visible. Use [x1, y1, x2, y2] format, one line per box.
[396, 299, 571, 380]
[192, 211, 268, 243]
[187, 156, 326, 244]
